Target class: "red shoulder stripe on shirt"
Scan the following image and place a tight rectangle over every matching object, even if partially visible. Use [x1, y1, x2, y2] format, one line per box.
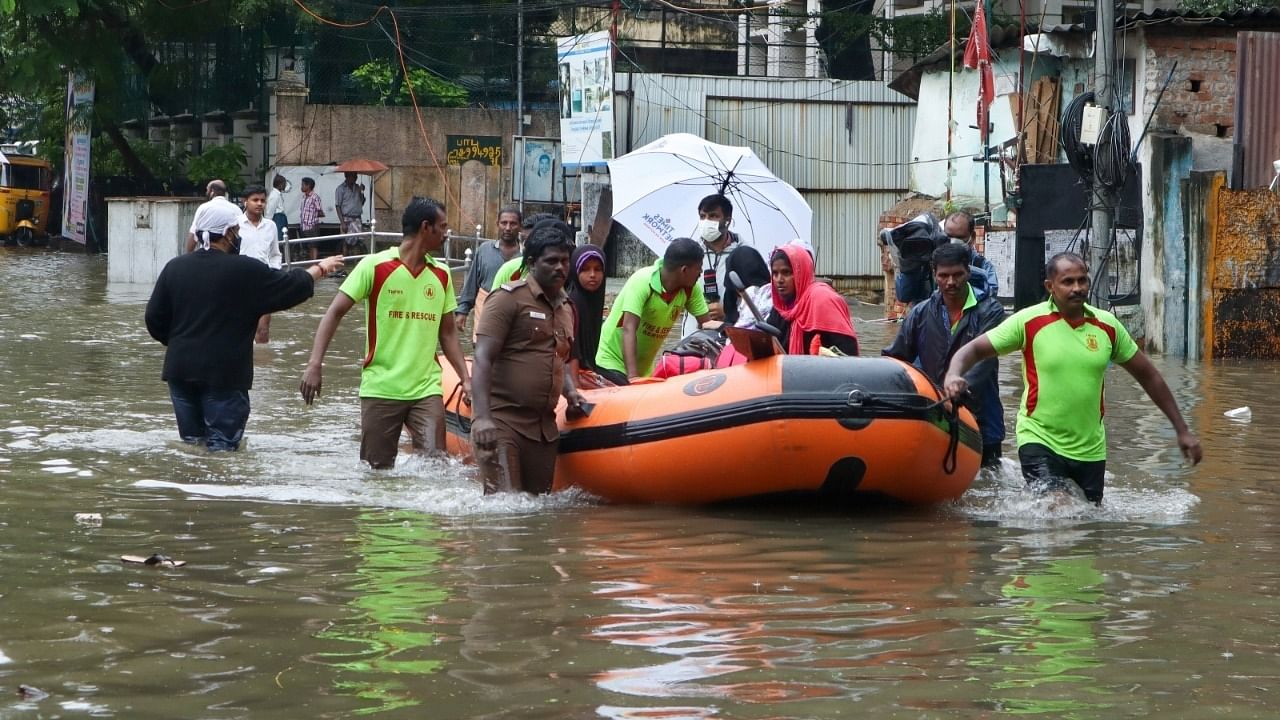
[429, 262, 449, 289]
[1084, 317, 1117, 346]
[362, 258, 402, 368]
[1022, 312, 1062, 416]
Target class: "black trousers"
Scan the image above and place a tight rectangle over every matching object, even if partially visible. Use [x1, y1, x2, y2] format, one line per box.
[1018, 443, 1107, 504]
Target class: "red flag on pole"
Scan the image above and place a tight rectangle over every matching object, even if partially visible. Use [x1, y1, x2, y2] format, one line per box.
[963, 1, 994, 139]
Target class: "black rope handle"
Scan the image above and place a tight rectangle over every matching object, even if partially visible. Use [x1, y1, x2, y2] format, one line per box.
[443, 382, 466, 422]
[942, 401, 962, 475]
[847, 388, 967, 475]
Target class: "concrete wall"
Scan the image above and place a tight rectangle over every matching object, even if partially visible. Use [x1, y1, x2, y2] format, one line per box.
[1143, 134, 1194, 355]
[908, 52, 1059, 220]
[274, 79, 560, 238]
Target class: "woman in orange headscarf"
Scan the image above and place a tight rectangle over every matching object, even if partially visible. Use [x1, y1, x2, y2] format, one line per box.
[766, 242, 859, 356]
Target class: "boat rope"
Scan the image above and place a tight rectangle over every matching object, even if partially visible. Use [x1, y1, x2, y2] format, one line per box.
[848, 389, 965, 475]
[444, 383, 468, 427]
[942, 401, 962, 475]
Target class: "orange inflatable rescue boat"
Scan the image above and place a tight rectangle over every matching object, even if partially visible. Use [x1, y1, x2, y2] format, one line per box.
[442, 344, 982, 505]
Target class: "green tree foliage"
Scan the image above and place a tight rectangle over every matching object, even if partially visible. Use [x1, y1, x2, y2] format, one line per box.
[301, 0, 560, 105]
[0, 0, 275, 184]
[185, 143, 247, 194]
[349, 61, 469, 107]
[820, 8, 960, 65]
[91, 135, 183, 181]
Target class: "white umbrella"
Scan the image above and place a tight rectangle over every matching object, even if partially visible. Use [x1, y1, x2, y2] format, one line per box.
[607, 133, 812, 255]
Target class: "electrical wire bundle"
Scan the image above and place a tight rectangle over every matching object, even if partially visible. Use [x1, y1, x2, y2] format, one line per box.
[1059, 90, 1132, 192]
[1059, 91, 1096, 183]
[1094, 108, 1132, 191]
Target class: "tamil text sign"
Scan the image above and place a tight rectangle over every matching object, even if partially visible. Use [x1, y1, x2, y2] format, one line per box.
[446, 135, 502, 167]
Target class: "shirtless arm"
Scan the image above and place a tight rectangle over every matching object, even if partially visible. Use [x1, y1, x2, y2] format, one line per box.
[300, 292, 355, 404]
[621, 312, 641, 378]
[943, 334, 997, 400]
[1120, 351, 1203, 465]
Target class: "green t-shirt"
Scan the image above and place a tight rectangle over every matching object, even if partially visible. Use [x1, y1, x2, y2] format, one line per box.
[490, 256, 525, 291]
[986, 299, 1139, 461]
[595, 260, 709, 377]
[338, 248, 458, 400]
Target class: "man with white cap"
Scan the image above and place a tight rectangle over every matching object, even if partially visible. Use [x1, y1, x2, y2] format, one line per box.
[185, 179, 238, 253]
[147, 209, 344, 451]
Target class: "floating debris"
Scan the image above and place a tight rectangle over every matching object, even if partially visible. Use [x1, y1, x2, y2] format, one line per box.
[17, 685, 48, 701]
[1224, 406, 1252, 421]
[120, 554, 186, 568]
[74, 513, 103, 526]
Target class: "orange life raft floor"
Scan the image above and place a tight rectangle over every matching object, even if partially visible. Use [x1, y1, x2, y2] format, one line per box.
[443, 354, 981, 506]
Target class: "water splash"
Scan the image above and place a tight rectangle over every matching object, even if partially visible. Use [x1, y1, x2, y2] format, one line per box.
[133, 452, 600, 516]
[955, 457, 1198, 526]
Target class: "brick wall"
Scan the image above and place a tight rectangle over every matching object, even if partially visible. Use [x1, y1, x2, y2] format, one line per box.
[1144, 29, 1238, 138]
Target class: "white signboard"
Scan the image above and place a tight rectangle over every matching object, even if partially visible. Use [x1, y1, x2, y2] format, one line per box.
[557, 32, 614, 169]
[983, 230, 1016, 299]
[62, 72, 95, 244]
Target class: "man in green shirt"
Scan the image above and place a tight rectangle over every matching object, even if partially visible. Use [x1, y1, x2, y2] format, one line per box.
[300, 197, 472, 469]
[944, 252, 1202, 503]
[595, 238, 711, 385]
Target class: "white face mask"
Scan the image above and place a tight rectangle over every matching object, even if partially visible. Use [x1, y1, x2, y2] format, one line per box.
[697, 219, 724, 244]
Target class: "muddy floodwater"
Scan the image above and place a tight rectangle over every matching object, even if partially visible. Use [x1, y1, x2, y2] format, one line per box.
[1, 249, 1277, 719]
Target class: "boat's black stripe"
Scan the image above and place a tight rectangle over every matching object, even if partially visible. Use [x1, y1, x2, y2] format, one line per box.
[445, 392, 983, 455]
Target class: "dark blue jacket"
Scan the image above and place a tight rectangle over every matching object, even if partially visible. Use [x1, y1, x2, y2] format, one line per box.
[882, 282, 1007, 445]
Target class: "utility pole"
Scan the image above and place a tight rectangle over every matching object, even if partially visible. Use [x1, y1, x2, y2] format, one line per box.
[1089, 0, 1116, 304]
[516, 0, 525, 213]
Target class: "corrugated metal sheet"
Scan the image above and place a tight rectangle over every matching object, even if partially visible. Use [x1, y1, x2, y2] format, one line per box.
[1233, 31, 1280, 190]
[803, 191, 905, 276]
[703, 99, 912, 190]
[614, 73, 915, 276]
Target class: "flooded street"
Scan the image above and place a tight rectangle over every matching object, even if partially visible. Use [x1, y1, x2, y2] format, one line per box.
[2, 249, 1278, 719]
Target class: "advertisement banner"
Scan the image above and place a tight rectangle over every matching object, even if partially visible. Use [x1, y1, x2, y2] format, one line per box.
[556, 31, 614, 169]
[62, 72, 95, 244]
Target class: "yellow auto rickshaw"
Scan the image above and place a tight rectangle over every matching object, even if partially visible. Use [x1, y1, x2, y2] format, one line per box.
[0, 149, 53, 246]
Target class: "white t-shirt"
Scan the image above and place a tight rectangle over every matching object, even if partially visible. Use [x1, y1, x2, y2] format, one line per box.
[265, 188, 285, 220]
[237, 213, 282, 269]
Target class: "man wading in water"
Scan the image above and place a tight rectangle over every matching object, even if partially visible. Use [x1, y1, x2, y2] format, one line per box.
[944, 252, 1203, 504]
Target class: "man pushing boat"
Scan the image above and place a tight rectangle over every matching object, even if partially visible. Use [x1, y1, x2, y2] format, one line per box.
[469, 224, 586, 494]
[943, 252, 1202, 503]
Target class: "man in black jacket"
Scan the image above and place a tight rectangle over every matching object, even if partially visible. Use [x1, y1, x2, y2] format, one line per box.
[680, 194, 771, 336]
[146, 214, 344, 451]
[883, 243, 1007, 467]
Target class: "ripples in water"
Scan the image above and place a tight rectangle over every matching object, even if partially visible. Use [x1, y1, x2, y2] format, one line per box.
[2, 251, 1279, 718]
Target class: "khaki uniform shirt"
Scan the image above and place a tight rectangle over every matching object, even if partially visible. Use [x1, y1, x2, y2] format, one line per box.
[476, 276, 575, 441]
